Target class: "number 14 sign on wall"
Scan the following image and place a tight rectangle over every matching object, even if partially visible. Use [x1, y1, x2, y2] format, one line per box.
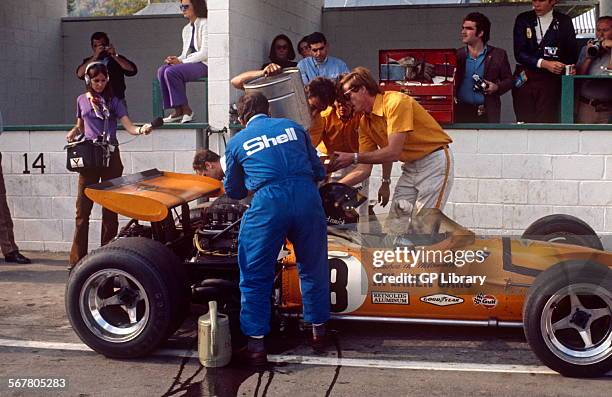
[22, 153, 46, 174]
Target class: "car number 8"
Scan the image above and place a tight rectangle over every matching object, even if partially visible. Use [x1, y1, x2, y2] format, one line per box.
[328, 252, 367, 314]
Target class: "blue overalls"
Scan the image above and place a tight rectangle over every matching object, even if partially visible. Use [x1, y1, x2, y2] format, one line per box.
[224, 114, 330, 337]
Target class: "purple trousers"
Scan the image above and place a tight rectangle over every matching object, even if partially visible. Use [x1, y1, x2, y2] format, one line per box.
[157, 62, 208, 109]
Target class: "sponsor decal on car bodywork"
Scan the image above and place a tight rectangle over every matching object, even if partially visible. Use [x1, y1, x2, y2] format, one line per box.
[371, 291, 409, 305]
[473, 293, 497, 308]
[419, 293, 464, 307]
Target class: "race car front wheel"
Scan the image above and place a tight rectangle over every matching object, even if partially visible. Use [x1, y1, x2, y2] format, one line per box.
[522, 214, 603, 250]
[65, 238, 187, 358]
[523, 261, 612, 377]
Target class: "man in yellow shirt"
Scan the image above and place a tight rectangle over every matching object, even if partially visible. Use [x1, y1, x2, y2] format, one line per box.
[332, 67, 454, 234]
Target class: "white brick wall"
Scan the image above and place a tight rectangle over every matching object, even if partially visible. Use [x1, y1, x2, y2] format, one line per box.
[370, 128, 612, 238]
[2, 126, 611, 253]
[1, 129, 200, 252]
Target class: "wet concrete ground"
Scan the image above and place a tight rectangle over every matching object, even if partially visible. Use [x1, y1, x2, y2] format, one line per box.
[0, 252, 611, 397]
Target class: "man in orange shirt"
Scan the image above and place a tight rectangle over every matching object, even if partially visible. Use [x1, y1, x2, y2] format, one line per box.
[332, 67, 454, 234]
[307, 77, 392, 221]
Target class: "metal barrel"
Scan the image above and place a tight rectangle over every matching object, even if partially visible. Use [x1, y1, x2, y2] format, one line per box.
[243, 67, 311, 130]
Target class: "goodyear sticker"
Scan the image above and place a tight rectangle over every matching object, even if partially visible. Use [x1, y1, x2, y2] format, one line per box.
[419, 293, 464, 307]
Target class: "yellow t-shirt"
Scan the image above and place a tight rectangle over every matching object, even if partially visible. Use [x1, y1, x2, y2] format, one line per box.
[309, 106, 361, 154]
[359, 91, 452, 162]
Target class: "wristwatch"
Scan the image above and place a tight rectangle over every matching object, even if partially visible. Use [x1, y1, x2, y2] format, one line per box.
[352, 152, 359, 165]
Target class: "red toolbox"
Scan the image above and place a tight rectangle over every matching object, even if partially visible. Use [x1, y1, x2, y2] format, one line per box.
[378, 49, 457, 124]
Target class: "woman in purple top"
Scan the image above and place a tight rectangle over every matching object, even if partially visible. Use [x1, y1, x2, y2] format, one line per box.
[158, 0, 208, 124]
[65, 62, 151, 268]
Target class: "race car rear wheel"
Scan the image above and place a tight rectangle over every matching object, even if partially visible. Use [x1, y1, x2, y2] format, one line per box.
[523, 261, 612, 377]
[108, 237, 190, 336]
[522, 214, 603, 250]
[66, 239, 186, 358]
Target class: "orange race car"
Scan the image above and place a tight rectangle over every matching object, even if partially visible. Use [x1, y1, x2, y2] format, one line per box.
[65, 169, 612, 378]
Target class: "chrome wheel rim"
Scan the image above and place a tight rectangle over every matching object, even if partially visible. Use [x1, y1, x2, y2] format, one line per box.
[541, 283, 612, 365]
[79, 269, 150, 343]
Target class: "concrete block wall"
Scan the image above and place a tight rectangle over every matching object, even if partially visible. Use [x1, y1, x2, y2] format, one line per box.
[0, 129, 200, 252]
[2, 127, 611, 252]
[368, 128, 612, 237]
[323, 3, 532, 123]
[0, 0, 65, 124]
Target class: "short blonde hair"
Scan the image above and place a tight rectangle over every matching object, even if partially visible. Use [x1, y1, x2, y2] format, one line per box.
[339, 67, 382, 96]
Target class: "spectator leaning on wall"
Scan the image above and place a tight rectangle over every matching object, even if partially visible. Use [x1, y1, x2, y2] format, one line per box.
[76, 32, 138, 110]
[297, 35, 312, 59]
[575, 16, 612, 124]
[0, 110, 31, 264]
[263, 34, 298, 69]
[454, 12, 513, 123]
[297, 32, 349, 85]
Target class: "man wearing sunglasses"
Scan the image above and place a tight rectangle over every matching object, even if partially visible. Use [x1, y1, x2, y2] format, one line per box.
[331, 67, 454, 235]
[307, 77, 392, 224]
[297, 32, 349, 84]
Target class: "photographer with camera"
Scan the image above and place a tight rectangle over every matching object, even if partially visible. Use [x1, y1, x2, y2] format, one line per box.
[575, 16, 612, 124]
[454, 12, 513, 123]
[76, 32, 137, 109]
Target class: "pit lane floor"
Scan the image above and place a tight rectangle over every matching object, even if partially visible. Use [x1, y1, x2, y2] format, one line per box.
[1, 253, 610, 397]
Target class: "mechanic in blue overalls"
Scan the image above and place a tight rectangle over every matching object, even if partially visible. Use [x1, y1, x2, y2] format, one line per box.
[224, 92, 330, 366]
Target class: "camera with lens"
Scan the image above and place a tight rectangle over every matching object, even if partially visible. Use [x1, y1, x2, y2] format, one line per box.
[472, 74, 489, 93]
[587, 40, 603, 57]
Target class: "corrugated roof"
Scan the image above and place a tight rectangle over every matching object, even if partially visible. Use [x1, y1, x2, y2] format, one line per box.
[572, 7, 597, 37]
[134, 3, 180, 15]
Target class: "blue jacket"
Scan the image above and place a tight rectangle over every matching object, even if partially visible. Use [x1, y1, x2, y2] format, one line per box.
[224, 115, 326, 200]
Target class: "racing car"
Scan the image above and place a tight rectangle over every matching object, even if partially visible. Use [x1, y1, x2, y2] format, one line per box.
[65, 169, 612, 378]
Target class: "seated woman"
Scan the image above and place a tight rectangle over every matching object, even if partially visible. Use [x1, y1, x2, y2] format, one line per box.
[262, 34, 297, 69]
[65, 62, 152, 269]
[158, 0, 208, 124]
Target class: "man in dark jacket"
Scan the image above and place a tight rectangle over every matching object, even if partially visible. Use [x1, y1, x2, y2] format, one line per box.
[512, 0, 578, 123]
[454, 12, 513, 123]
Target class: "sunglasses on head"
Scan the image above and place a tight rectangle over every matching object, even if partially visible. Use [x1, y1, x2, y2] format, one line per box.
[179, 4, 190, 11]
[343, 85, 359, 100]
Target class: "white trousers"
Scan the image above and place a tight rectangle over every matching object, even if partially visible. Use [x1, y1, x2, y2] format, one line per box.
[385, 147, 454, 235]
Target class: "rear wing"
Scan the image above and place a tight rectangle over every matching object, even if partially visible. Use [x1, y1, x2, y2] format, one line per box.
[85, 169, 223, 222]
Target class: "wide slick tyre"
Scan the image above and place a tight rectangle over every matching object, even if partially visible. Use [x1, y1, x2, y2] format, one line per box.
[108, 237, 190, 336]
[523, 261, 612, 377]
[65, 239, 185, 358]
[522, 214, 603, 250]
